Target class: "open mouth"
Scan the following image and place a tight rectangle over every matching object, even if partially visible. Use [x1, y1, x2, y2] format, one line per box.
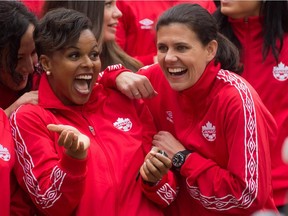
[74, 74, 93, 94]
[168, 68, 187, 76]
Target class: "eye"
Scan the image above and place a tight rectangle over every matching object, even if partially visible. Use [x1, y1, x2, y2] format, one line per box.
[90, 51, 100, 61]
[105, 0, 113, 7]
[68, 52, 80, 60]
[157, 45, 168, 53]
[176, 45, 188, 52]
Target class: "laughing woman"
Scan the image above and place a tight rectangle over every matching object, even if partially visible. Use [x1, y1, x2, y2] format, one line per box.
[101, 3, 279, 215]
[10, 8, 168, 215]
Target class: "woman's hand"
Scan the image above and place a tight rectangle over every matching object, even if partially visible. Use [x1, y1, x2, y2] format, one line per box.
[5, 90, 38, 117]
[153, 131, 186, 159]
[47, 124, 90, 160]
[116, 72, 158, 99]
[140, 147, 172, 184]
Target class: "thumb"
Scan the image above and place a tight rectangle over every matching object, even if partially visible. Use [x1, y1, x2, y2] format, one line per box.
[47, 124, 68, 133]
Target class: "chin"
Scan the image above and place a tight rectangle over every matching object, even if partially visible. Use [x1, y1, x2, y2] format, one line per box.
[10, 82, 27, 91]
[104, 34, 116, 42]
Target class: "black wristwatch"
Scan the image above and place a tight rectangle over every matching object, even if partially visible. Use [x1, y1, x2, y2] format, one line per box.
[172, 150, 191, 171]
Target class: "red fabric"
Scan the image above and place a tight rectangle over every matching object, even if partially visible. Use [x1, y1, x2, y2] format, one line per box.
[116, 0, 216, 65]
[136, 62, 277, 215]
[21, 0, 44, 18]
[230, 16, 288, 207]
[0, 83, 20, 109]
[10, 67, 164, 215]
[0, 109, 15, 216]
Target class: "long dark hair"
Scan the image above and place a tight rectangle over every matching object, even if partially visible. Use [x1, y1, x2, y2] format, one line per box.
[42, 1, 104, 47]
[213, 1, 288, 63]
[156, 3, 242, 74]
[42, 0, 143, 72]
[0, 1, 37, 90]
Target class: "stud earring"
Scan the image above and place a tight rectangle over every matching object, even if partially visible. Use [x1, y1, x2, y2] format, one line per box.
[46, 71, 51, 76]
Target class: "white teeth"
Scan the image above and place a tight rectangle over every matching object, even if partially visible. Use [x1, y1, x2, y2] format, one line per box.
[168, 68, 186, 73]
[75, 75, 92, 80]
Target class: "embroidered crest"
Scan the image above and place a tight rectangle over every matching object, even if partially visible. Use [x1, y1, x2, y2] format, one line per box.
[139, 18, 154, 29]
[166, 111, 173, 123]
[113, 118, 132, 132]
[0, 144, 11, 161]
[202, 121, 216, 142]
[273, 62, 288, 81]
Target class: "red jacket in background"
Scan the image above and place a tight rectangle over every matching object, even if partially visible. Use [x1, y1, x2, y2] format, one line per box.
[229, 16, 288, 207]
[0, 109, 15, 216]
[20, 0, 44, 18]
[116, 0, 216, 65]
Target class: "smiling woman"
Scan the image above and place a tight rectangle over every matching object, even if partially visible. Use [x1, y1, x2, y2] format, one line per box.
[101, 3, 278, 215]
[41, 0, 143, 72]
[0, 1, 39, 117]
[10, 7, 165, 216]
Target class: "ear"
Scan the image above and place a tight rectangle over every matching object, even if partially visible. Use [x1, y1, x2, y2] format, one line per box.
[206, 40, 218, 62]
[39, 55, 52, 71]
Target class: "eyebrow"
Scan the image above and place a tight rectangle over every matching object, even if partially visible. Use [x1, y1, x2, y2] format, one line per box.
[66, 44, 98, 50]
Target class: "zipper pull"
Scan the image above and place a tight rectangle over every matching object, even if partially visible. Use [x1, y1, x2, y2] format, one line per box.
[89, 126, 96, 135]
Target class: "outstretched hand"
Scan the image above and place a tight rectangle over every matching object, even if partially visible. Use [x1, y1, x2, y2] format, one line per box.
[116, 72, 158, 99]
[140, 146, 172, 184]
[47, 124, 90, 160]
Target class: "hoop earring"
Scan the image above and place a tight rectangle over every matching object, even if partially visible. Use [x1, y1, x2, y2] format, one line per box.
[46, 71, 51, 76]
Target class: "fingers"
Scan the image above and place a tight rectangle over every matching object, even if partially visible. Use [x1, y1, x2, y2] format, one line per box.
[47, 124, 90, 151]
[132, 90, 142, 99]
[47, 124, 79, 134]
[142, 160, 161, 182]
[150, 151, 172, 169]
[140, 149, 172, 183]
[131, 81, 158, 99]
[116, 72, 157, 99]
[47, 124, 64, 133]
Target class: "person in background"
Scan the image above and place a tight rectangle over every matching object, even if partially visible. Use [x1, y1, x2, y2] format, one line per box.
[41, 0, 143, 72]
[0, 108, 15, 216]
[115, 0, 217, 66]
[21, 0, 44, 18]
[0, 1, 39, 117]
[101, 3, 278, 215]
[213, 1, 288, 214]
[10, 7, 171, 215]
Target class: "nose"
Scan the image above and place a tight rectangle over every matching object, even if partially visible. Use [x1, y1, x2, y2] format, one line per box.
[165, 50, 178, 63]
[82, 56, 94, 68]
[23, 56, 35, 74]
[113, 5, 122, 18]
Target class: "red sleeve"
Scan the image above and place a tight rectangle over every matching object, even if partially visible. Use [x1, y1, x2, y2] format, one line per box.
[10, 106, 87, 215]
[98, 64, 131, 88]
[0, 109, 15, 216]
[132, 100, 179, 207]
[141, 171, 178, 208]
[181, 91, 277, 214]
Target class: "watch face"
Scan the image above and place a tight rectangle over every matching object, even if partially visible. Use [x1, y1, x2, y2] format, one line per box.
[172, 153, 185, 168]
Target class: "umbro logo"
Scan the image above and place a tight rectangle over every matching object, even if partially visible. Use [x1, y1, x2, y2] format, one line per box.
[202, 121, 216, 142]
[139, 18, 154, 29]
[113, 118, 132, 132]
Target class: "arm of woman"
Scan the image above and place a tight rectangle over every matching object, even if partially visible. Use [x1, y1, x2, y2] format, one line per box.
[5, 90, 38, 117]
[99, 64, 157, 99]
[10, 105, 89, 215]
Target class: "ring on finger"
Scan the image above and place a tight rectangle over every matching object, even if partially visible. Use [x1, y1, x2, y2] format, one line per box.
[134, 91, 140, 96]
